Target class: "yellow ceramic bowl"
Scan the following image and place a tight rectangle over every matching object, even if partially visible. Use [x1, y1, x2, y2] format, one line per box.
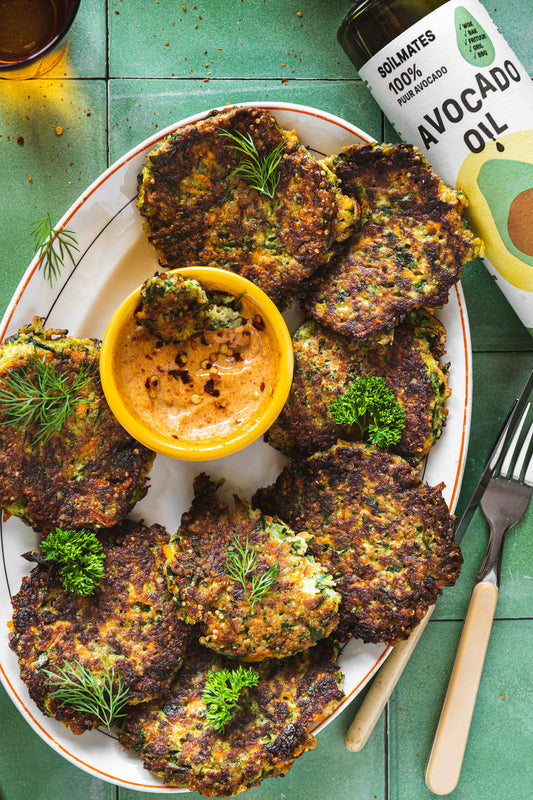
[100, 267, 294, 461]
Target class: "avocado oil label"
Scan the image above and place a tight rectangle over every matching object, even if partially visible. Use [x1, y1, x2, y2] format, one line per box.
[358, 0, 533, 333]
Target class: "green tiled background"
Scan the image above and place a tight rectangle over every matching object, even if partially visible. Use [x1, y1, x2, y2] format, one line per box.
[1, 1, 532, 799]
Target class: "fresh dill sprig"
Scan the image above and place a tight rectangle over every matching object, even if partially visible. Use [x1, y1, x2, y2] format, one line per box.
[329, 375, 406, 448]
[225, 531, 280, 610]
[0, 349, 93, 445]
[203, 665, 259, 732]
[43, 659, 130, 729]
[219, 129, 285, 198]
[41, 528, 105, 596]
[31, 213, 79, 286]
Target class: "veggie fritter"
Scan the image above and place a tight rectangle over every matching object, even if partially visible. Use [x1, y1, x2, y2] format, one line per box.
[163, 473, 341, 661]
[305, 143, 483, 339]
[0, 318, 154, 534]
[9, 520, 192, 734]
[118, 638, 344, 796]
[137, 105, 357, 307]
[253, 442, 462, 646]
[135, 271, 245, 343]
[266, 309, 449, 463]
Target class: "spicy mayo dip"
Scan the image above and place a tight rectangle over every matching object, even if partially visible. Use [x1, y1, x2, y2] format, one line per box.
[112, 302, 279, 444]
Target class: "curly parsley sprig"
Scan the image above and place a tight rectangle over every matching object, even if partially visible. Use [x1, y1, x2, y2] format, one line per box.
[203, 665, 259, 732]
[41, 528, 105, 596]
[219, 129, 285, 198]
[329, 375, 406, 448]
[31, 213, 79, 286]
[43, 658, 130, 729]
[225, 532, 280, 610]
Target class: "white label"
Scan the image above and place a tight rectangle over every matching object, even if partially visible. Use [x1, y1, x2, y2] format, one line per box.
[358, 0, 533, 327]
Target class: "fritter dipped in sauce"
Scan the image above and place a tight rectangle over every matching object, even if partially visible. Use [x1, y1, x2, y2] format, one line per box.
[113, 272, 280, 444]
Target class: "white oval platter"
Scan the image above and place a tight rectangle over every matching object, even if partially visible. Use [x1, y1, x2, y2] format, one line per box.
[0, 102, 472, 792]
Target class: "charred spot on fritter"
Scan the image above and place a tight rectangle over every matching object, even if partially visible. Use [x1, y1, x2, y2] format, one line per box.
[118, 638, 344, 795]
[305, 143, 483, 338]
[9, 520, 192, 735]
[253, 442, 462, 646]
[137, 105, 357, 307]
[0, 318, 154, 534]
[163, 473, 340, 662]
[266, 309, 449, 463]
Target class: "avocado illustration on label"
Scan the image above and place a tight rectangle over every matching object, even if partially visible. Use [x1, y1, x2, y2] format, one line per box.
[457, 130, 533, 292]
[455, 7, 495, 67]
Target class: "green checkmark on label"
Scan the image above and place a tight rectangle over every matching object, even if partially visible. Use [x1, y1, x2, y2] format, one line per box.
[455, 7, 495, 66]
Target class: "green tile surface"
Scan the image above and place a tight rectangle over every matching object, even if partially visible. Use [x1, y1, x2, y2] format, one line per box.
[389, 620, 533, 799]
[0, 685, 115, 800]
[1, 0, 532, 798]
[68, 0, 108, 78]
[0, 78, 107, 308]
[109, 0, 351, 79]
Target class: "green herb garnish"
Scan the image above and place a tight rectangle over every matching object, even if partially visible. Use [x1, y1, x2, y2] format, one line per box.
[219, 129, 285, 198]
[0, 350, 93, 445]
[31, 213, 79, 286]
[41, 528, 105, 596]
[203, 665, 259, 732]
[225, 532, 280, 610]
[43, 658, 130, 729]
[329, 375, 406, 448]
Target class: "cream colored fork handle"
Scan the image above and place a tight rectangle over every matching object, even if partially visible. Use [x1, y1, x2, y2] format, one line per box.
[425, 581, 499, 795]
[344, 605, 435, 752]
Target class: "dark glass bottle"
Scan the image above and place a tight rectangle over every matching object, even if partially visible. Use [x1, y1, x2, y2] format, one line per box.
[335, 0, 533, 332]
[338, 0, 447, 69]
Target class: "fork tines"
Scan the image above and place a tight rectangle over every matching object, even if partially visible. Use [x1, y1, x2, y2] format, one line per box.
[497, 401, 533, 486]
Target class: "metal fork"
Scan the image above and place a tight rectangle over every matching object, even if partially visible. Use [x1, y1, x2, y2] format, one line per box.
[426, 404, 533, 796]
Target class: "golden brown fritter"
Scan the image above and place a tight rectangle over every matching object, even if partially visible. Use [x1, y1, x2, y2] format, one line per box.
[253, 442, 462, 645]
[0, 318, 154, 534]
[305, 143, 483, 339]
[118, 638, 344, 796]
[9, 520, 192, 734]
[137, 105, 356, 307]
[266, 309, 450, 463]
[163, 473, 340, 661]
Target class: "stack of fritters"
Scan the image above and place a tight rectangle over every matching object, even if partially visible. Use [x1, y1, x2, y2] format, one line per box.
[254, 442, 462, 645]
[305, 143, 483, 340]
[137, 105, 356, 307]
[119, 638, 344, 795]
[163, 473, 341, 661]
[9, 520, 192, 734]
[266, 309, 449, 463]
[0, 318, 154, 534]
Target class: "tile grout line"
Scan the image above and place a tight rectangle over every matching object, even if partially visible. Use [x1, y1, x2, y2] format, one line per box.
[427, 616, 533, 622]
[106, 0, 111, 170]
[384, 700, 390, 800]
[25, 75, 365, 82]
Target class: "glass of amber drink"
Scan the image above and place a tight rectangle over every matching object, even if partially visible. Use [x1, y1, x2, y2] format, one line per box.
[0, 0, 80, 79]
